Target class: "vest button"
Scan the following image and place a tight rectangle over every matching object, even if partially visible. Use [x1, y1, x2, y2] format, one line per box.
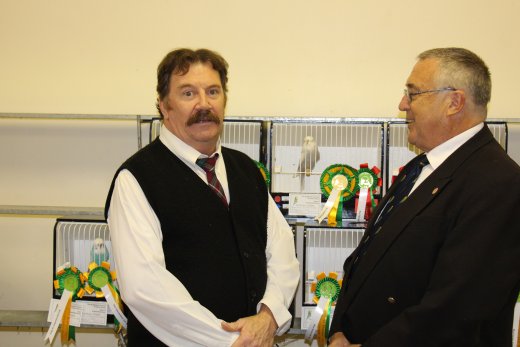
[387, 297, 397, 304]
[250, 290, 257, 299]
[243, 251, 250, 258]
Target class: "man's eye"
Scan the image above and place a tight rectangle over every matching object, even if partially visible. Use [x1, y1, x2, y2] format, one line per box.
[183, 90, 194, 97]
[208, 88, 220, 96]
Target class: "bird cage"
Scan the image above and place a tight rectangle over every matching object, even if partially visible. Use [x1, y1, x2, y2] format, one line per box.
[149, 118, 264, 161]
[300, 225, 364, 329]
[53, 217, 114, 299]
[386, 121, 508, 191]
[220, 119, 264, 162]
[269, 120, 384, 216]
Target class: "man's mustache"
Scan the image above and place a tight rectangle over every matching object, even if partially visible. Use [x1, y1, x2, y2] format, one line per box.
[186, 110, 221, 126]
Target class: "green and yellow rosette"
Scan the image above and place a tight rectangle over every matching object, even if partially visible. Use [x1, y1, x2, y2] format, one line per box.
[315, 164, 358, 226]
[305, 272, 343, 347]
[254, 160, 271, 186]
[355, 164, 382, 221]
[311, 272, 342, 305]
[53, 264, 86, 344]
[84, 261, 127, 333]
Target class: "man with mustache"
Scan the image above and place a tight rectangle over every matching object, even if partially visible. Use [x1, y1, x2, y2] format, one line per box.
[328, 48, 520, 346]
[105, 48, 299, 346]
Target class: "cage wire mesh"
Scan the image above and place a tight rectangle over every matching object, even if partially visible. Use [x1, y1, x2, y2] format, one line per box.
[149, 118, 262, 161]
[54, 220, 114, 298]
[271, 121, 384, 194]
[220, 121, 262, 161]
[303, 227, 364, 305]
[386, 121, 508, 191]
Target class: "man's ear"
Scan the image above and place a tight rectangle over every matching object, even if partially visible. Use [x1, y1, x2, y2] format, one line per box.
[447, 90, 465, 116]
[158, 99, 169, 119]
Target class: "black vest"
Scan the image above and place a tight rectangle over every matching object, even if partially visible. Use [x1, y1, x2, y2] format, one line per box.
[105, 139, 268, 346]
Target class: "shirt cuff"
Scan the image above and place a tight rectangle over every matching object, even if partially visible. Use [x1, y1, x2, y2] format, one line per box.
[257, 298, 292, 335]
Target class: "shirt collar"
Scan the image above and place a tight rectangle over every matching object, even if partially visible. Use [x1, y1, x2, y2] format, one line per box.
[158, 124, 222, 164]
[425, 122, 484, 170]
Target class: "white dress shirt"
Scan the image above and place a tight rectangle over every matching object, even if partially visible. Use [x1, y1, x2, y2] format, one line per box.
[410, 123, 484, 194]
[107, 125, 299, 347]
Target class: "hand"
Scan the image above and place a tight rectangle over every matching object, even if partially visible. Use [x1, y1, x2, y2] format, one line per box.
[221, 304, 278, 347]
[328, 332, 361, 347]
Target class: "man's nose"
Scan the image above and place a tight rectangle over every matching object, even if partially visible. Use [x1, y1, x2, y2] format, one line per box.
[196, 92, 211, 109]
[399, 94, 410, 111]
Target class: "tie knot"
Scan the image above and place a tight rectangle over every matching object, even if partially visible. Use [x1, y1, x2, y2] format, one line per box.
[418, 154, 430, 168]
[196, 154, 218, 173]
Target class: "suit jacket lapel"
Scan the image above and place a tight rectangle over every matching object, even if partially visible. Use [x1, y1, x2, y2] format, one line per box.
[343, 124, 495, 304]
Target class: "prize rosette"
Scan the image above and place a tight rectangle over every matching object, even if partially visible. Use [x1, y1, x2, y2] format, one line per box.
[54, 265, 87, 300]
[315, 164, 358, 226]
[47, 263, 86, 344]
[305, 272, 343, 346]
[254, 160, 271, 186]
[84, 261, 127, 333]
[355, 164, 382, 221]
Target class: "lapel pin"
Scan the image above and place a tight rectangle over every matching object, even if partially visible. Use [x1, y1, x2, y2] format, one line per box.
[432, 187, 439, 195]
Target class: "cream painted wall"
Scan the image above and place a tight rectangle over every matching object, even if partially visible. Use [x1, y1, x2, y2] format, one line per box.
[1, 0, 519, 118]
[1, 1, 520, 347]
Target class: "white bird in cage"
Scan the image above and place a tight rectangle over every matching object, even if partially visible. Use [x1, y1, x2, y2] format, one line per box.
[90, 238, 110, 265]
[294, 135, 320, 189]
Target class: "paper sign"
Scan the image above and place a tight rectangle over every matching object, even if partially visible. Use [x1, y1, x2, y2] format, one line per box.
[77, 300, 108, 326]
[289, 193, 322, 216]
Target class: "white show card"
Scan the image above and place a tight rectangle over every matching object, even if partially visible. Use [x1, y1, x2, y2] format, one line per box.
[289, 193, 322, 216]
[76, 300, 108, 326]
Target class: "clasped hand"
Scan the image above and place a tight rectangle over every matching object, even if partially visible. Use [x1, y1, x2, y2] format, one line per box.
[221, 304, 278, 347]
[328, 332, 361, 347]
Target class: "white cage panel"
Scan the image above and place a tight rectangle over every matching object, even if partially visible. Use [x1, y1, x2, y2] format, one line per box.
[220, 121, 262, 161]
[150, 119, 262, 161]
[387, 121, 508, 190]
[304, 227, 364, 280]
[271, 122, 383, 193]
[487, 122, 507, 149]
[54, 220, 114, 297]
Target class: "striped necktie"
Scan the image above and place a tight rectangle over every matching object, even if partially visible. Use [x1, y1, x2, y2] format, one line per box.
[196, 154, 228, 207]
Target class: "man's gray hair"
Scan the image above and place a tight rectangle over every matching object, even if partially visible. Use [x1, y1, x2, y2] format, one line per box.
[418, 48, 491, 108]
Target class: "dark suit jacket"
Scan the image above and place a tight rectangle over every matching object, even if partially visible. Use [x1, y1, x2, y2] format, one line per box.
[329, 125, 520, 346]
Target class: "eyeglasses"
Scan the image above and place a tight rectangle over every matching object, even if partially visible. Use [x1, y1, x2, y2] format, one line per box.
[404, 87, 456, 102]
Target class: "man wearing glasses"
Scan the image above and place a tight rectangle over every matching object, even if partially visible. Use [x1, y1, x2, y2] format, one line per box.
[329, 48, 520, 346]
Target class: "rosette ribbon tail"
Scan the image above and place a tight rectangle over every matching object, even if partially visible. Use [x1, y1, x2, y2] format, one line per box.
[356, 187, 369, 221]
[44, 289, 72, 344]
[60, 294, 73, 343]
[314, 187, 341, 224]
[305, 296, 333, 347]
[102, 284, 128, 330]
[305, 296, 328, 342]
[336, 194, 344, 226]
[327, 193, 341, 227]
[317, 299, 332, 347]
